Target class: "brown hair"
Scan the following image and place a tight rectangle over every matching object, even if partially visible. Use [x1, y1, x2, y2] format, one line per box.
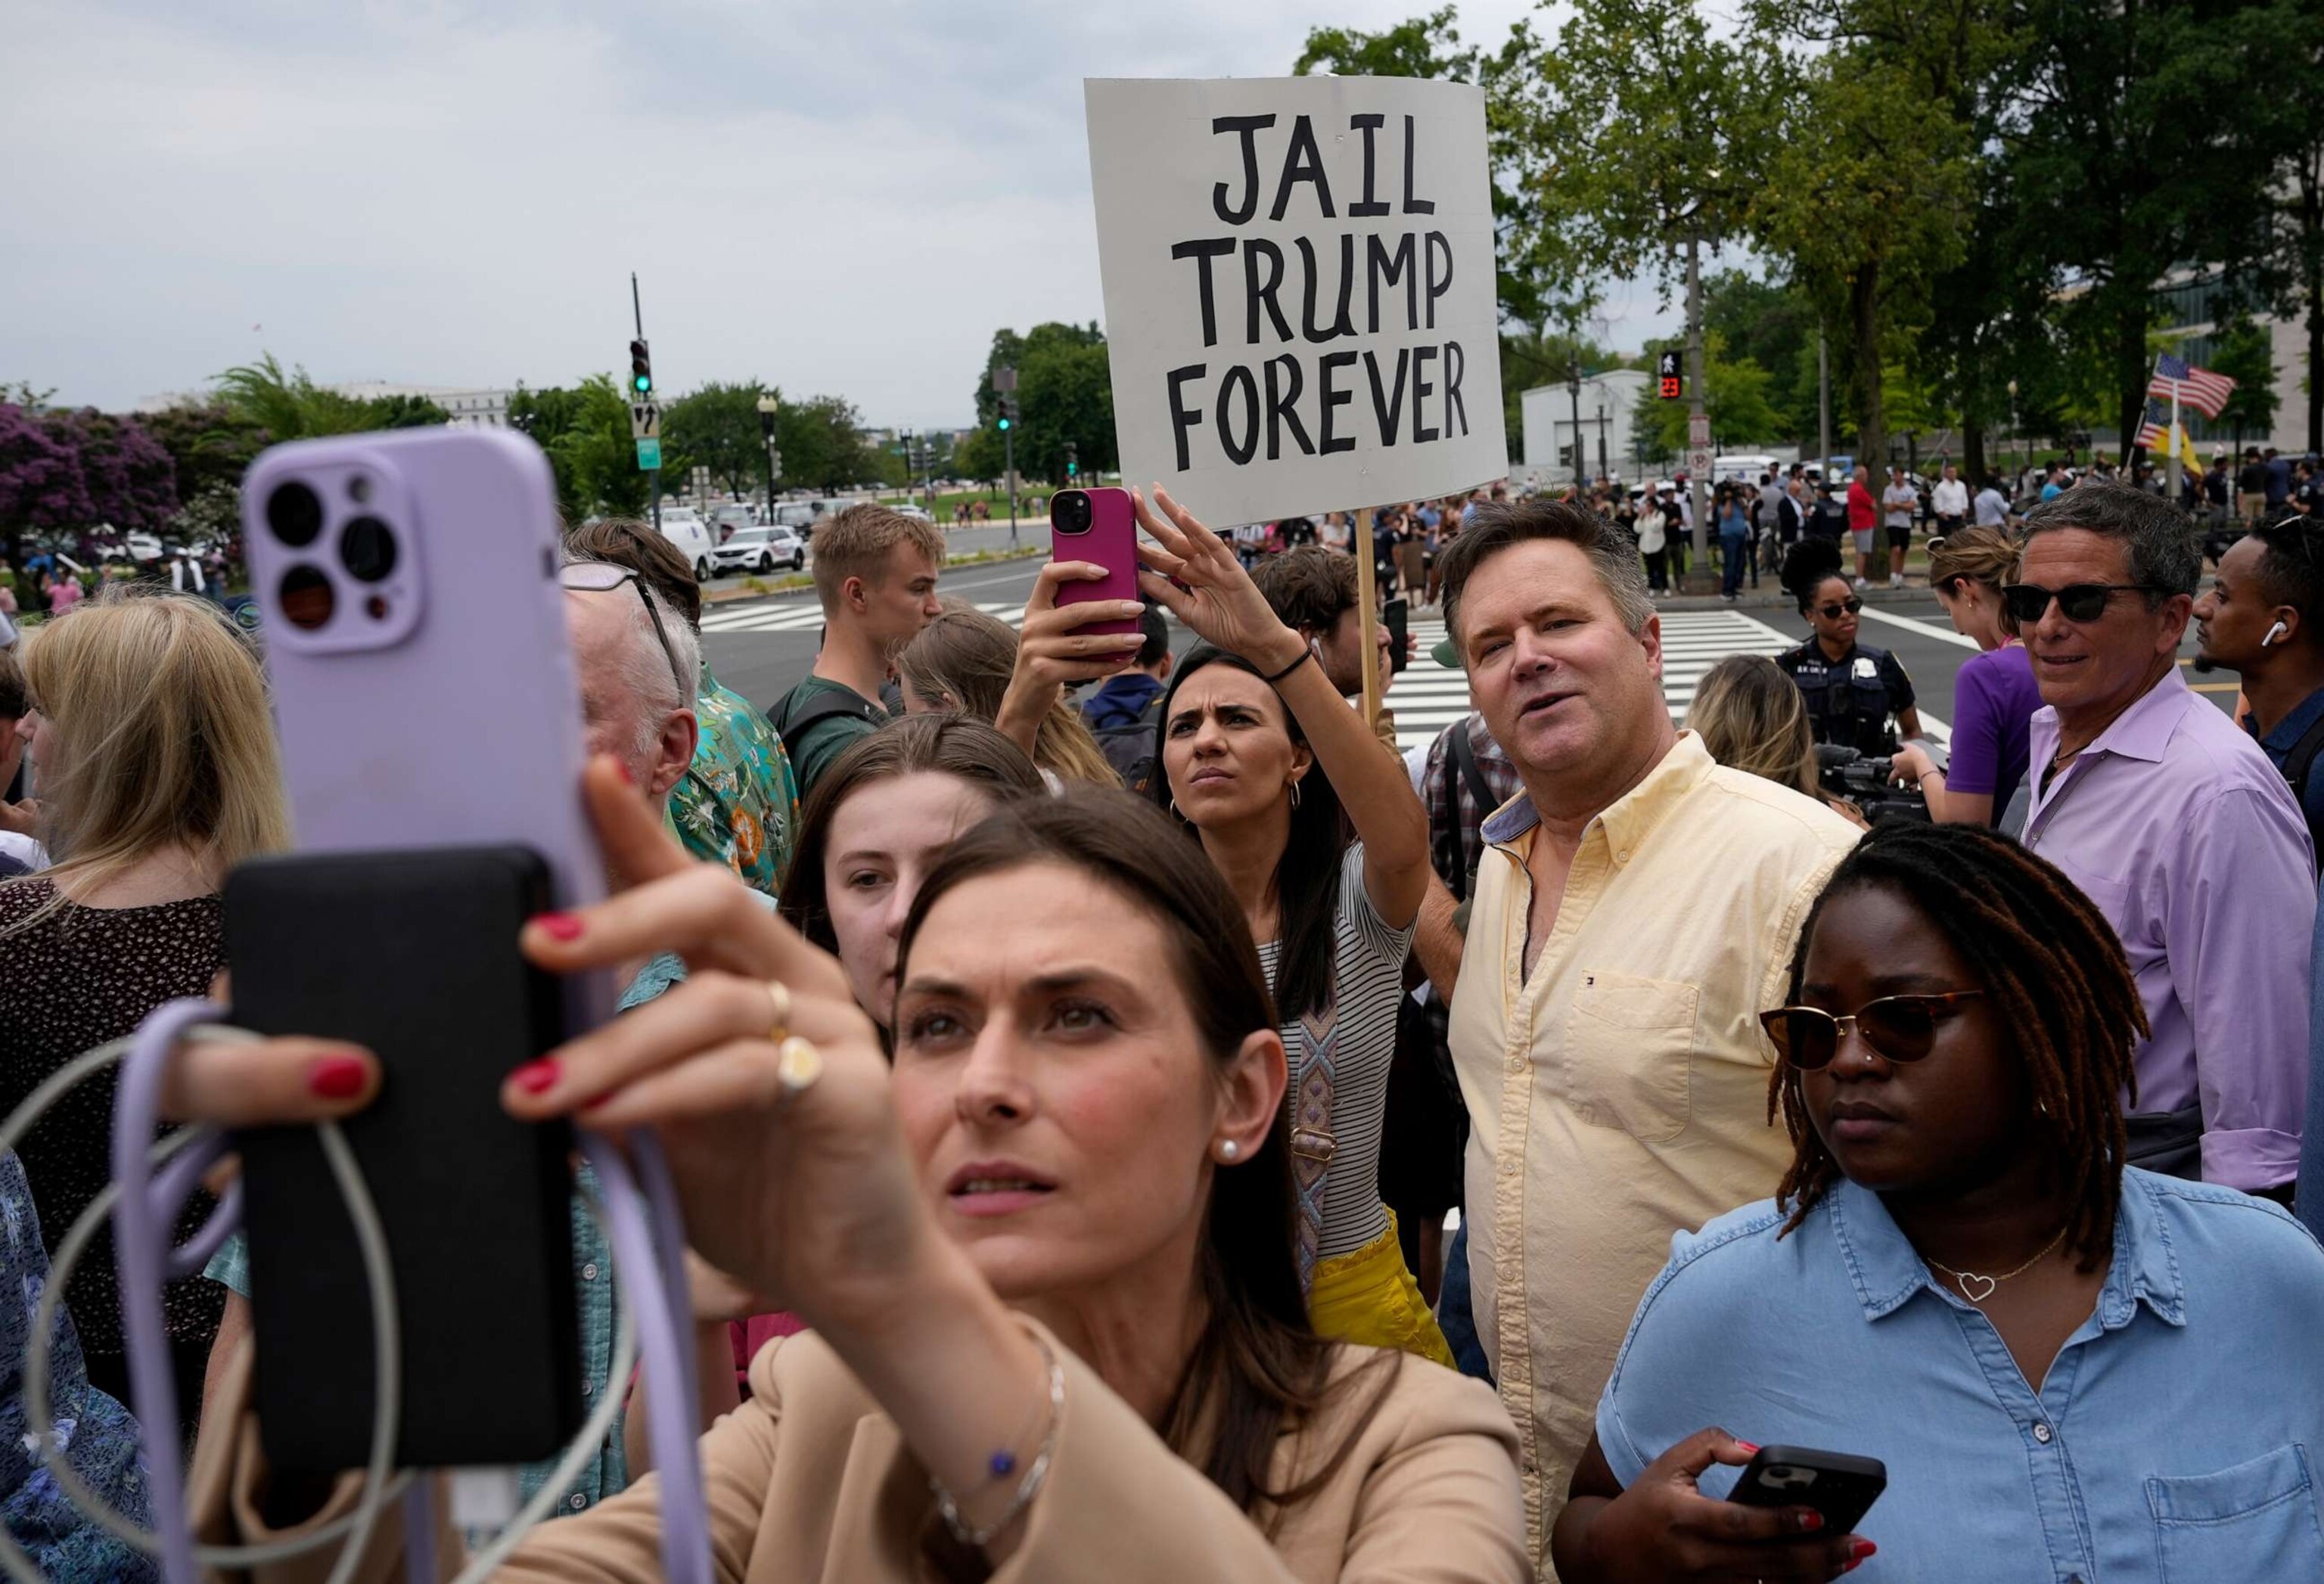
[5, 591, 290, 925]
[809, 503, 946, 610]
[894, 607, 1117, 786]
[1771, 822, 2145, 1272]
[897, 789, 1397, 1518]
[1925, 525, 2020, 602]
[775, 713, 1045, 955]
[1252, 546, 1357, 638]
[564, 517, 702, 629]
[1686, 654, 1818, 800]
[1436, 498, 1654, 658]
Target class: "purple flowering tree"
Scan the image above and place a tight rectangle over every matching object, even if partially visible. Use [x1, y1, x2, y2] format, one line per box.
[0, 404, 178, 576]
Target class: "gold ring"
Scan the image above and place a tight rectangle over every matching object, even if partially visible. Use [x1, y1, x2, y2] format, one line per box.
[765, 980, 791, 1043]
[774, 1036, 823, 1098]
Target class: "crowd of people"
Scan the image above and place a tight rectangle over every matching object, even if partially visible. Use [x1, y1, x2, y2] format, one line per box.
[1, 464, 2322, 1581]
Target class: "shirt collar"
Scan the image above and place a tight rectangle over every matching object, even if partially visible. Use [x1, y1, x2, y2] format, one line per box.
[2255, 682, 2324, 755]
[1480, 734, 1714, 856]
[1826, 1172, 2185, 1328]
[2032, 663, 2195, 768]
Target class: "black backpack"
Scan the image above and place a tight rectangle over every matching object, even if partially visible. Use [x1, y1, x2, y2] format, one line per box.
[2282, 711, 2324, 871]
[1092, 699, 1164, 795]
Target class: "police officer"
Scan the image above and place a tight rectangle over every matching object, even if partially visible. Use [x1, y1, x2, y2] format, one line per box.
[1776, 564, 1922, 755]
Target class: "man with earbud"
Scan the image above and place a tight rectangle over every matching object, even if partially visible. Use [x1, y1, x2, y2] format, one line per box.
[2193, 517, 2324, 861]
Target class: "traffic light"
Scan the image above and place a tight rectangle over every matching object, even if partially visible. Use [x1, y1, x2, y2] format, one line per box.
[997, 394, 1017, 432]
[1656, 349, 1682, 401]
[1065, 442, 1079, 479]
[629, 338, 654, 397]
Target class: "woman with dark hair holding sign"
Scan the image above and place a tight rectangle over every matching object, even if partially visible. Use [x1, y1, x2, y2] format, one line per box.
[1132, 485, 1456, 1368]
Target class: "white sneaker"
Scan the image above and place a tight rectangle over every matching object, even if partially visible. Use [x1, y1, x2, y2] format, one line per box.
[1890, 574, 1903, 589]
[1853, 576, 1869, 591]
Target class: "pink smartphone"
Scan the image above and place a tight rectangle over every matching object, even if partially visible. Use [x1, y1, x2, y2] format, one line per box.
[1049, 486, 1141, 635]
[238, 427, 614, 1029]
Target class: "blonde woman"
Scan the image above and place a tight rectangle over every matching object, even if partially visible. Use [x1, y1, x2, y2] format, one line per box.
[0, 592, 288, 1429]
[1890, 526, 2040, 825]
[1687, 654, 1868, 828]
[899, 600, 1125, 787]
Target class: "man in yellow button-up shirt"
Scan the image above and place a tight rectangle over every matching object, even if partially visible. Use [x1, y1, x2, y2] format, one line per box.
[1431, 502, 1859, 1571]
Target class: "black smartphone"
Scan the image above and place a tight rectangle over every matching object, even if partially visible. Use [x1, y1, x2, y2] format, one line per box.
[225, 845, 583, 1472]
[1729, 1446, 1887, 1535]
[1383, 595, 1409, 673]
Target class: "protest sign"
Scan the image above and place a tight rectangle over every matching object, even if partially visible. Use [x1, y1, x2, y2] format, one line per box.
[1085, 76, 1506, 526]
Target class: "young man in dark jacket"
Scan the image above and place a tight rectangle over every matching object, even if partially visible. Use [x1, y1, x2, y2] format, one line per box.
[1080, 603, 1173, 732]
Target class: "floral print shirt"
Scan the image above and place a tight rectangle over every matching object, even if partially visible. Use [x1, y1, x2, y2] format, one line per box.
[670, 671, 799, 899]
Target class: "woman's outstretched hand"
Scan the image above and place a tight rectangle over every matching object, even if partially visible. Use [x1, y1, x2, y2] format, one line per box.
[1132, 485, 1305, 674]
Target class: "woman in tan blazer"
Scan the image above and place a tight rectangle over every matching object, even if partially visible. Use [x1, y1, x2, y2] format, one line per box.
[184, 769, 1527, 1582]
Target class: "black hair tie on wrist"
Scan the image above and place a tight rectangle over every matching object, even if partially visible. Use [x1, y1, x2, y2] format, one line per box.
[1260, 648, 1313, 685]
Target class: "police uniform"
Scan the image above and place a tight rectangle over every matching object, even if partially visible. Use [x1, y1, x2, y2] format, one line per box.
[1776, 638, 1915, 757]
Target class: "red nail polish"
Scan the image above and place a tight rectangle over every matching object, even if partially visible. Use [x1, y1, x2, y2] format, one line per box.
[1850, 1539, 1878, 1562]
[308, 1054, 368, 1099]
[532, 912, 583, 941]
[581, 1089, 615, 1111]
[1797, 1510, 1824, 1532]
[511, 1058, 561, 1095]
[1735, 1440, 1760, 1455]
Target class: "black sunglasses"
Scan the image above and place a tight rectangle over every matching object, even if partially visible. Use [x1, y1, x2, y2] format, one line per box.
[2001, 582, 2163, 625]
[1818, 598, 1864, 619]
[1760, 991, 1986, 1070]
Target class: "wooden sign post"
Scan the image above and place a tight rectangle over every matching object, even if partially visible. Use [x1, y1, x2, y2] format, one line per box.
[1355, 506, 1382, 734]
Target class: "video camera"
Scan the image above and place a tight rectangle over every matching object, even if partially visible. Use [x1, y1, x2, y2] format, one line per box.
[1816, 744, 1931, 825]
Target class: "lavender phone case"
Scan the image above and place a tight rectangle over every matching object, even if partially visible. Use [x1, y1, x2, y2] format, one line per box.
[238, 428, 613, 1028]
[1050, 486, 1142, 635]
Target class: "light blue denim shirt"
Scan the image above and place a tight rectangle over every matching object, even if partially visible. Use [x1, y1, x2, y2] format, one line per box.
[1597, 1169, 2324, 1582]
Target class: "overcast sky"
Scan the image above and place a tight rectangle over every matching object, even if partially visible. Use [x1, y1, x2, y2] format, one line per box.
[5, 0, 1684, 426]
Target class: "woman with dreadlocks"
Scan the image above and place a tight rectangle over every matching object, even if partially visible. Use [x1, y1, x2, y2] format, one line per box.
[1551, 822, 2324, 1582]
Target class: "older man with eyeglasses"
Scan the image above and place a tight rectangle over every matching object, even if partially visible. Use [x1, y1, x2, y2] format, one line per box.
[2012, 484, 2313, 1199]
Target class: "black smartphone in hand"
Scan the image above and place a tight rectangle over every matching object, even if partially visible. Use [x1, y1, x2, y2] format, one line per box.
[1383, 596, 1409, 673]
[1729, 1446, 1887, 1535]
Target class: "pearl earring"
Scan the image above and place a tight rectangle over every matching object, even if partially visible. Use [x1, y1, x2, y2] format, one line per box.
[1216, 1138, 1241, 1163]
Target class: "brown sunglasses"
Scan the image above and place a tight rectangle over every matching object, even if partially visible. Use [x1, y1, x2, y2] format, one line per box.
[1759, 991, 1986, 1070]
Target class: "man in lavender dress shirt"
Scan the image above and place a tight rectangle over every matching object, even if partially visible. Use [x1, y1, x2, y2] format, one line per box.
[2015, 485, 2314, 1197]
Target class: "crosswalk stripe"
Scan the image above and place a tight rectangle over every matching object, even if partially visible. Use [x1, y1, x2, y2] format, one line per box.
[1384, 610, 1800, 751]
[700, 597, 1027, 635]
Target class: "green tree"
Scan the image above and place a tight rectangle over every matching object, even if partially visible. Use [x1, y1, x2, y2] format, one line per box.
[368, 393, 449, 428]
[1987, 0, 2294, 461]
[1704, 270, 1818, 442]
[2212, 317, 2281, 452]
[663, 380, 772, 498]
[1632, 333, 1785, 457]
[1498, 0, 1766, 330]
[971, 323, 1114, 484]
[775, 395, 875, 493]
[544, 375, 649, 520]
[211, 353, 376, 439]
[1495, 329, 1617, 465]
[138, 399, 272, 508]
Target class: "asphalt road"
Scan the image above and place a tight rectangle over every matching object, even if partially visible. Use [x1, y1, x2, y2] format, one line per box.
[701, 557, 2236, 755]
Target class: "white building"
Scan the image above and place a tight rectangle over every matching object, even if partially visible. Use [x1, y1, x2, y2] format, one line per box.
[327, 381, 513, 428]
[1521, 368, 1651, 486]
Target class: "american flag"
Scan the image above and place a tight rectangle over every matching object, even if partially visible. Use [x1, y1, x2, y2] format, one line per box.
[2148, 353, 2237, 420]
[2134, 400, 2170, 451]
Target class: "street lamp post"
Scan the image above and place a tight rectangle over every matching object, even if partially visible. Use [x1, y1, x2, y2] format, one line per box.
[2006, 379, 2021, 481]
[756, 393, 779, 518]
[1567, 355, 1586, 495]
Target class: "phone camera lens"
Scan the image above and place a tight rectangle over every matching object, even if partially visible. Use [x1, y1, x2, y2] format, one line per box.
[266, 481, 325, 548]
[347, 474, 373, 505]
[279, 565, 335, 631]
[1052, 490, 1092, 535]
[339, 516, 399, 582]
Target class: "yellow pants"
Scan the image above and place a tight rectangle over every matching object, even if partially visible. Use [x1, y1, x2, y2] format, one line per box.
[1307, 1212, 1457, 1368]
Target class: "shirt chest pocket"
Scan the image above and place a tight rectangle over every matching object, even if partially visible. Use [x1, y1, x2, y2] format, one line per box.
[2146, 1444, 2324, 1582]
[1562, 973, 1699, 1142]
